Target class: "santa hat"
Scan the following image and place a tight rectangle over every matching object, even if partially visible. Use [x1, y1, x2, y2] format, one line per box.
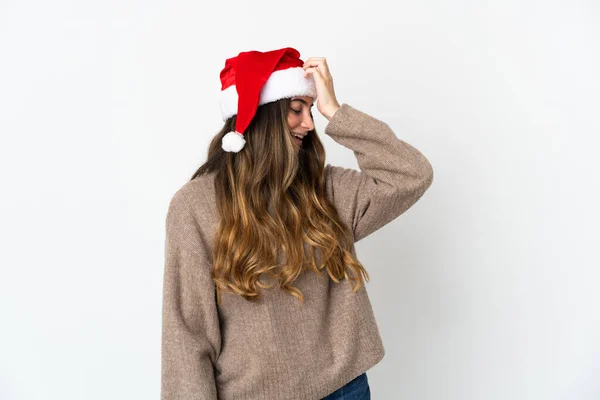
[219, 47, 317, 153]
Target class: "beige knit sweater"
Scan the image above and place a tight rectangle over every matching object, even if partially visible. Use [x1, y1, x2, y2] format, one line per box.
[161, 103, 434, 400]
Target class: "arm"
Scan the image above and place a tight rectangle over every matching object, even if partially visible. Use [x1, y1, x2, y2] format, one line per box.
[324, 103, 434, 243]
[161, 189, 221, 400]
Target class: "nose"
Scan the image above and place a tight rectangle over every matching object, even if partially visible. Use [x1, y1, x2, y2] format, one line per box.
[301, 112, 315, 131]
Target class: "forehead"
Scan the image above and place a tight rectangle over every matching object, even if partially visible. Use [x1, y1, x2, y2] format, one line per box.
[291, 96, 315, 106]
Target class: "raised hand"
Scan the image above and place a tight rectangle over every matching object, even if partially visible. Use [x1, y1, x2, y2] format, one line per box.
[302, 57, 341, 121]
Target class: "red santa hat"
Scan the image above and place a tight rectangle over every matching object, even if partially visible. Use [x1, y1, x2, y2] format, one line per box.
[219, 47, 317, 152]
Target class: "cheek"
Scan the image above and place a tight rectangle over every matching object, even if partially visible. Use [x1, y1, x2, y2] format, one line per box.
[287, 113, 301, 127]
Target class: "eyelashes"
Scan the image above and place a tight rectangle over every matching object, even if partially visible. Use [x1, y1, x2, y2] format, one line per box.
[290, 106, 314, 117]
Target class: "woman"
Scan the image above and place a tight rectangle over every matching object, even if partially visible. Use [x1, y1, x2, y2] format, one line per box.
[161, 47, 434, 400]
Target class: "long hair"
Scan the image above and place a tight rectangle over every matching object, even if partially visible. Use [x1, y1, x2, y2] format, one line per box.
[191, 97, 370, 305]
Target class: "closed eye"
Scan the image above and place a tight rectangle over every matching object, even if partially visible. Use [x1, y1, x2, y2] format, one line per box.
[291, 99, 315, 111]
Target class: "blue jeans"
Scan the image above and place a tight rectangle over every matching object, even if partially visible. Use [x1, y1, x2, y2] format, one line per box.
[321, 372, 370, 400]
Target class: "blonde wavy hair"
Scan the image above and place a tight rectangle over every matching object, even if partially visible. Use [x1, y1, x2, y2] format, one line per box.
[191, 97, 369, 305]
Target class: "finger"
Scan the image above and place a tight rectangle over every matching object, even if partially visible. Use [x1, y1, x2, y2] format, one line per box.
[316, 60, 330, 78]
[304, 60, 330, 79]
[303, 66, 315, 78]
[303, 66, 324, 80]
[303, 61, 320, 69]
[304, 68, 326, 84]
[304, 60, 324, 68]
[303, 58, 325, 69]
[303, 57, 324, 65]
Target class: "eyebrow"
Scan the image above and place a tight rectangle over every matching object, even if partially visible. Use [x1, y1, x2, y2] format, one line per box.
[292, 98, 314, 107]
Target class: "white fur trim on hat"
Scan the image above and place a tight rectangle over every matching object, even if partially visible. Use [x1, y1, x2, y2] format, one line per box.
[221, 130, 246, 153]
[219, 66, 317, 121]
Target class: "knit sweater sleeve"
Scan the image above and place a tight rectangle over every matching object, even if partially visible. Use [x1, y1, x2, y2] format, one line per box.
[323, 103, 434, 243]
[161, 188, 221, 400]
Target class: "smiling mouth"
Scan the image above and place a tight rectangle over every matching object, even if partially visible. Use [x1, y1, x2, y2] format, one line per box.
[291, 133, 305, 145]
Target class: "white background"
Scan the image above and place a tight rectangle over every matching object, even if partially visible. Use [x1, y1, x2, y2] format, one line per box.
[1, 1, 599, 399]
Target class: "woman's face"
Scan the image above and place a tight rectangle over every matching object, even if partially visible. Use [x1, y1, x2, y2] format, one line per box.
[287, 96, 315, 150]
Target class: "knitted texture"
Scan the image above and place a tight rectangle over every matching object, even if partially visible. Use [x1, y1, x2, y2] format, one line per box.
[161, 104, 434, 400]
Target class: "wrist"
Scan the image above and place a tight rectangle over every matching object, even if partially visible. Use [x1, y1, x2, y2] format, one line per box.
[324, 104, 341, 121]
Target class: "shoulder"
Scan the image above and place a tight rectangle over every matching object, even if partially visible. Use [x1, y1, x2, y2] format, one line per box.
[167, 172, 217, 223]
[164, 172, 219, 253]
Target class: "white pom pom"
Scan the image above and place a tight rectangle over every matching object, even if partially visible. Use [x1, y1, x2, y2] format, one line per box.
[221, 131, 246, 153]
